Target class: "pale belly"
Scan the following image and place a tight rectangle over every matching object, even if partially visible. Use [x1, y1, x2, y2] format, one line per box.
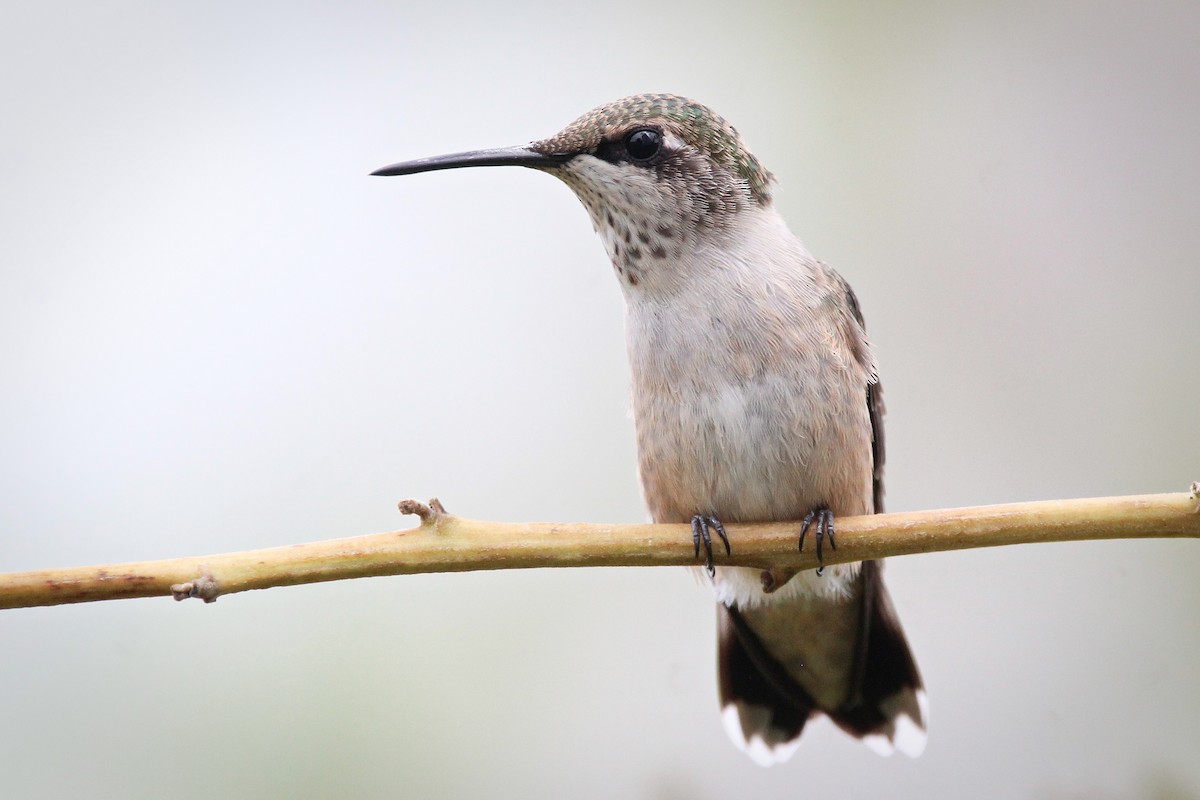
[634, 368, 873, 524]
[632, 365, 874, 606]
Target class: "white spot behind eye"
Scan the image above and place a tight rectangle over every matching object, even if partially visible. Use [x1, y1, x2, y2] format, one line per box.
[663, 132, 687, 152]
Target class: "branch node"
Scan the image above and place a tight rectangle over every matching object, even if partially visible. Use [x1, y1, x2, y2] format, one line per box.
[398, 497, 449, 528]
[761, 567, 799, 594]
[171, 569, 220, 604]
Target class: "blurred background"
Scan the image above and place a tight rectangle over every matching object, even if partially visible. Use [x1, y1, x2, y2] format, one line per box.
[2, 1, 1197, 797]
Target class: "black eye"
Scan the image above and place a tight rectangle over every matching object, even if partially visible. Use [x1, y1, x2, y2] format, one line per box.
[625, 128, 662, 162]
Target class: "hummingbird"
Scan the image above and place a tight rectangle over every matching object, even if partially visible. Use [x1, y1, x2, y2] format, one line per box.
[373, 94, 927, 763]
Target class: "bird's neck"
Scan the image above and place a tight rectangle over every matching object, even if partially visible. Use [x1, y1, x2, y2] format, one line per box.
[602, 203, 805, 302]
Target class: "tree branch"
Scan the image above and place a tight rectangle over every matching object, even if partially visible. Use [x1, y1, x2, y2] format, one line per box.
[2, 490, 1197, 610]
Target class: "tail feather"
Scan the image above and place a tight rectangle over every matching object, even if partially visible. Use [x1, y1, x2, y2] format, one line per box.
[829, 560, 927, 757]
[718, 560, 926, 763]
[718, 603, 814, 765]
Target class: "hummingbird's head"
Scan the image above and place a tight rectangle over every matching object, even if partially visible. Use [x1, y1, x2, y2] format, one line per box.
[374, 94, 777, 290]
[530, 95, 775, 276]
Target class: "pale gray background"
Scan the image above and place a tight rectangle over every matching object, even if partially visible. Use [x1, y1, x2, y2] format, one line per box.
[2, 2, 1198, 798]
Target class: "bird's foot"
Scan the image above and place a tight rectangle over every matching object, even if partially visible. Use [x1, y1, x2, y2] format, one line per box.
[691, 515, 730, 578]
[798, 507, 835, 576]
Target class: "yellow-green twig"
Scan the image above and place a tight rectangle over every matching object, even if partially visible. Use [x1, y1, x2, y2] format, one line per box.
[1, 491, 1197, 611]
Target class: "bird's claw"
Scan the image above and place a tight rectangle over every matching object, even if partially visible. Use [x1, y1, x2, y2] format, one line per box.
[691, 515, 730, 578]
[798, 507, 836, 576]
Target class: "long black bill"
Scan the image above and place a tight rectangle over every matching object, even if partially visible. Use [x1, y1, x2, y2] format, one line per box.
[371, 145, 571, 177]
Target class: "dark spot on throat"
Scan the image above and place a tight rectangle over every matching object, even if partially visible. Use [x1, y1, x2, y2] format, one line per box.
[650, 245, 667, 259]
[655, 224, 675, 238]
